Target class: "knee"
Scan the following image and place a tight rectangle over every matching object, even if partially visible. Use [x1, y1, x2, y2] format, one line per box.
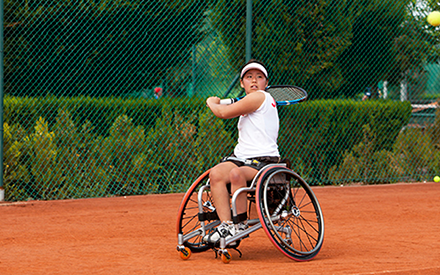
[229, 168, 245, 185]
[209, 167, 226, 187]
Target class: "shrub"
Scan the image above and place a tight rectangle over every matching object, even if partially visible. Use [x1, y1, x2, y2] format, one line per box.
[393, 127, 433, 181]
[328, 125, 399, 184]
[3, 122, 30, 201]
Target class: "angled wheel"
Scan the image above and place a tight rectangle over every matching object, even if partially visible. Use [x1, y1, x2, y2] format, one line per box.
[220, 251, 232, 264]
[176, 169, 219, 252]
[256, 166, 324, 261]
[179, 247, 191, 260]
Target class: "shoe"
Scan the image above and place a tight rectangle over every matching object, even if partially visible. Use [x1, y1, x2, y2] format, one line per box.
[203, 221, 236, 244]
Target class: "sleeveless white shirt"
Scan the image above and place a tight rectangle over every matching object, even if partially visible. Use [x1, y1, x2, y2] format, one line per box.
[234, 91, 280, 159]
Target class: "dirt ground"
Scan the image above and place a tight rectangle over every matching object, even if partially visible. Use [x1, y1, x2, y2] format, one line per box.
[1, 182, 440, 275]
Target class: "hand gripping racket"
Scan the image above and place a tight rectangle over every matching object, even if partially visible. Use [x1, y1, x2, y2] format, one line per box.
[220, 85, 307, 106]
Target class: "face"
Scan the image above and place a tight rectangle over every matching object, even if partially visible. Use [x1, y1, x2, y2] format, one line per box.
[240, 69, 268, 94]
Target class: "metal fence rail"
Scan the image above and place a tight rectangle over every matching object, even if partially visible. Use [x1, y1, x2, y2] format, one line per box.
[1, 0, 440, 201]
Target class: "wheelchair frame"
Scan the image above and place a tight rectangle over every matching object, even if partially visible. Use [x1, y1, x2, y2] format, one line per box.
[176, 163, 324, 263]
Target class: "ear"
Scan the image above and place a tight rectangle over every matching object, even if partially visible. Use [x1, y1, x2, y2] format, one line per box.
[240, 79, 244, 88]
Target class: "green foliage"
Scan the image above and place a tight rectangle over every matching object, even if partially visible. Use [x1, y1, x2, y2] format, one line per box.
[22, 117, 63, 199]
[329, 125, 400, 184]
[4, 95, 161, 137]
[211, 0, 355, 98]
[0, 95, 434, 201]
[393, 128, 433, 181]
[210, 0, 439, 101]
[144, 105, 202, 193]
[338, 0, 410, 96]
[431, 150, 440, 177]
[430, 107, 440, 148]
[330, 122, 439, 184]
[2, 1, 440, 203]
[4, 0, 207, 97]
[280, 99, 411, 184]
[54, 109, 110, 199]
[3, 122, 30, 201]
[97, 114, 154, 195]
[194, 109, 235, 174]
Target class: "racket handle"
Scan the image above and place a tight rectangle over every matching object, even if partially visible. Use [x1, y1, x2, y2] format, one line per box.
[220, 98, 236, 105]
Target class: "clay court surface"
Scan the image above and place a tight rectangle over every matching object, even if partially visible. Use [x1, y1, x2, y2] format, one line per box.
[1, 182, 439, 274]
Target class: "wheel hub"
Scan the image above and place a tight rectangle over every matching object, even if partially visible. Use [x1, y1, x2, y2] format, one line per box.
[292, 206, 300, 217]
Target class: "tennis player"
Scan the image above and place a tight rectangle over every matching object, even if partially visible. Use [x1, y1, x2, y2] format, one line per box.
[204, 59, 281, 244]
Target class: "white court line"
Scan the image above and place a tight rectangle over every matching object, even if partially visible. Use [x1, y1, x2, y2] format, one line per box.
[0, 201, 35, 207]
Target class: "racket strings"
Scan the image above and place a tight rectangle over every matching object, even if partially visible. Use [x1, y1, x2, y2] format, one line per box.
[269, 87, 306, 102]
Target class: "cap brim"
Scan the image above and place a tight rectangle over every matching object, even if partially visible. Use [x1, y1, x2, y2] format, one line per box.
[240, 63, 268, 79]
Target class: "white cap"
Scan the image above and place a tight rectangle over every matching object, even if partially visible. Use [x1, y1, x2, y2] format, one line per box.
[240, 62, 268, 79]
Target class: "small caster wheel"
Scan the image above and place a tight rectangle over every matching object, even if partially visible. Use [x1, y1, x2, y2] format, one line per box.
[221, 251, 231, 264]
[179, 247, 191, 260]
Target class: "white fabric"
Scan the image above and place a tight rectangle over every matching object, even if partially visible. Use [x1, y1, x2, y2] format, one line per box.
[240, 63, 268, 79]
[234, 91, 280, 159]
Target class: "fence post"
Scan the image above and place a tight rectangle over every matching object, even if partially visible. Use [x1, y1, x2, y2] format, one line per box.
[223, 0, 253, 98]
[246, 0, 252, 62]
[0, 0, 5, 201]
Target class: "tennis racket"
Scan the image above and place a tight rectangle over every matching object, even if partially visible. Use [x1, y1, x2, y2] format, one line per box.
[219, 85, 307, 106]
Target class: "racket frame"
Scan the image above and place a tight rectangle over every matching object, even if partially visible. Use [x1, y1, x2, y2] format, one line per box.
[219, 85, 307, 106]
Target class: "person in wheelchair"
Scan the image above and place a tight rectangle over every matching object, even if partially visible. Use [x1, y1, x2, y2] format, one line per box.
[204, 59, 281, 244]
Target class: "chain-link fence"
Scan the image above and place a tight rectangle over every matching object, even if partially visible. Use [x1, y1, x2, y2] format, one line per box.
[2, 0, 440, 201]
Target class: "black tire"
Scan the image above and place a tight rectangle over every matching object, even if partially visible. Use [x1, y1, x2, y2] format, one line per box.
[256, 166, 324, 261]
[176, 170, 218, 252]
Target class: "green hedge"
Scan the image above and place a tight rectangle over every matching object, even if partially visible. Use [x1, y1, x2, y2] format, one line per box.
[4, 95, 163, 137]
[279, 99, 412, 184]
[3, 96, 239, 201]
[3, 96, 413, 201]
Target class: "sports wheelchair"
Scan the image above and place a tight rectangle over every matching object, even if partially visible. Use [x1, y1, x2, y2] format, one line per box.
[176, 159, 324, 263]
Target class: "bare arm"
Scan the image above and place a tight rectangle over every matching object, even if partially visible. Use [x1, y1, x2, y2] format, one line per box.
[206, 91, 266, 119]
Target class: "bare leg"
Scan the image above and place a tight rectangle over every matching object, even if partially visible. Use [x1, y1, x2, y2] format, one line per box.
[209, 162, 258, 222]
[229, 166, 258, 215]
[209, 162, 237, 222]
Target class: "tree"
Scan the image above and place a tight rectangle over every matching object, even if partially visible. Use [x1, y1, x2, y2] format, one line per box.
[4, 0, 207, 97]
[211, 0, 357, 99]
[338, 0, 440, 100]
[337, 0, 410, 98]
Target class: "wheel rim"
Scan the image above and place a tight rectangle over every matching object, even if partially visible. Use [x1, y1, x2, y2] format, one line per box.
[176, 170, 217, 252]
[257, 167, 324, 261]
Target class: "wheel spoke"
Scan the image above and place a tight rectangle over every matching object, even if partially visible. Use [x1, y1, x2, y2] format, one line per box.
[176, 172, 214, 252]
[257, 167, 324, 261]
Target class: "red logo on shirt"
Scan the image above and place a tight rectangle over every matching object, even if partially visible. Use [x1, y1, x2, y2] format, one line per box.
[271, 98, 276, 107]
